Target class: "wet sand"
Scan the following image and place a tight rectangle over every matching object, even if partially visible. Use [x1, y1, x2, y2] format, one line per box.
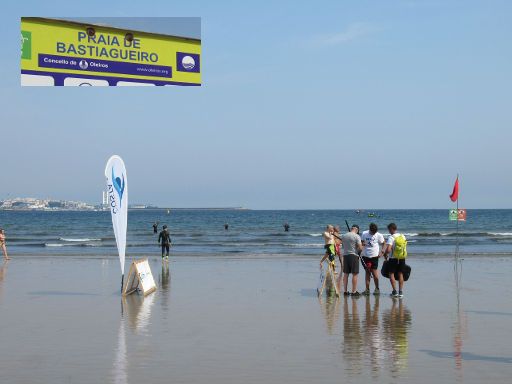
[0, 255, 511, 383]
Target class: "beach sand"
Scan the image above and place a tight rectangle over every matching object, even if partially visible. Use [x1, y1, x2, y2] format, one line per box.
[0, 255, 511, 383]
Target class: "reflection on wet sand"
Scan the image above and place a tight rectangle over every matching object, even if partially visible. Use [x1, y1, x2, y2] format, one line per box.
[382, 298, 412, 377]
[343, 297, 363, 375]
[159, 263, 171, 314]
[453, 260, 468, 380]
[318, 294, 340, 334]
[159, 263, 170, 292]
[332, 296, 412, 378]
[112, 291, 158, 384]
[124, 292, 156, 334]
[0, 261, 8, 302]
[112, 312, 127, 384]
[363, 296, 384, 377]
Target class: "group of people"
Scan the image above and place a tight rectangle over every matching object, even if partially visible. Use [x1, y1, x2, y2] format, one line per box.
[321, 222, 408, 298]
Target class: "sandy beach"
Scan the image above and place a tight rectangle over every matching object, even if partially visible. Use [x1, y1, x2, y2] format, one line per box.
[0, 254, 511, 383]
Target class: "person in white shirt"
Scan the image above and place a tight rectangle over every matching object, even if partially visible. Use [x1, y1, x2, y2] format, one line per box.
[361, 223, 385, 295]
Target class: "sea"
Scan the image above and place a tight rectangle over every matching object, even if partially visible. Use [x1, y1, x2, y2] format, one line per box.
[0, 209, 511, 257]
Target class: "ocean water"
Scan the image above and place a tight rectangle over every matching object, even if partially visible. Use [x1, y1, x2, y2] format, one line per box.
[0, 209, 511, 257]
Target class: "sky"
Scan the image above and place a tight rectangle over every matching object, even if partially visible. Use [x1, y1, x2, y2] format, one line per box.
[0, 0, 511, 209]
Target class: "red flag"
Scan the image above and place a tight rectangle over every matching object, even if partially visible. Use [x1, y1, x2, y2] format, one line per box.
[450, 177, 459, 202]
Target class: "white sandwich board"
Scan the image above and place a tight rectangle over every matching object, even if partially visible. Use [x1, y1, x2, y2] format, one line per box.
[317, 262, 339, 297]
[122, 258, 157, 296]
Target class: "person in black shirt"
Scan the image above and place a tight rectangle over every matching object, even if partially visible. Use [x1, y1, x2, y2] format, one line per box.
[152, 222, 158, 234]
[158, 225, 172, 260]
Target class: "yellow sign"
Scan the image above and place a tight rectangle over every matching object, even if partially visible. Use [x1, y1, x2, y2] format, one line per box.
[21, 18, 201, 86]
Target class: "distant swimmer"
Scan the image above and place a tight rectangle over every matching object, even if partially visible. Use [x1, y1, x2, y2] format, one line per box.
[152, 222, 158, 234]
[224, 223, 229, 231]
[158, 225, 172, 260]
[383, 223, 408, 298]
[284, 223, 290, 232]
[361, 223, 385, 296]
[0, 229, 9, 260]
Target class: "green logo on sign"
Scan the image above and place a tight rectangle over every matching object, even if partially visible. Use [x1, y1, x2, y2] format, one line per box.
[21, 31, 31, 60]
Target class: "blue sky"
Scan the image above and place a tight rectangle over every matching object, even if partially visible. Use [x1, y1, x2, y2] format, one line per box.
[1, 0, 511, 208]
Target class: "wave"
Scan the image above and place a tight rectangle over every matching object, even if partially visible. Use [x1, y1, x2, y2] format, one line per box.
[309, 233, 322, 237]
[290, 243, 323, 248]
[59, 238, 101, 242]
[416, 232, 491, 237]
[45, 243, 103, 247]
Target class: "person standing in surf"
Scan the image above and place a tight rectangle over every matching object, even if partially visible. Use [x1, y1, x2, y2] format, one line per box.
[158, 225, 172, 260]
[152, 222, 158, 234]
[361, 223, 385, 295]
[0, 229, 10, 260]
[341, 225, 363, 296]
[382, 223, 408, 298]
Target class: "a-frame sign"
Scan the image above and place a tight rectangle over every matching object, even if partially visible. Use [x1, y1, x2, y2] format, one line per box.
[122, 258, 157, 296]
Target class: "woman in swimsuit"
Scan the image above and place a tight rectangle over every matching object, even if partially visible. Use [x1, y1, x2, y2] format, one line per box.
[0, 229, 9, 260]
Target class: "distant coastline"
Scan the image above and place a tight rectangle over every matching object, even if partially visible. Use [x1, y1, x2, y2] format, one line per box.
[0, 197, 248, 212]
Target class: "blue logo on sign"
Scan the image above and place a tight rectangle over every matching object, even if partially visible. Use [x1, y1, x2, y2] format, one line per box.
[176, 52, 200, 73]
[112, 167, 125, 207]
[79, 60, 89, 70]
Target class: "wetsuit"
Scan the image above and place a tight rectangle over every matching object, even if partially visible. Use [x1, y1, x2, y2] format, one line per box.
[153, 224, 158, 234]
[158, 229, 172, 257]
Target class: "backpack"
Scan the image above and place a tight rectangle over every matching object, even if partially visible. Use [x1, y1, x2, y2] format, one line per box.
[392, 234, 408, 259]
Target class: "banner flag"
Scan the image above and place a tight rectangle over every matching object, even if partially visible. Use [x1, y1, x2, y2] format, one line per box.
[105, 155, 128, 278]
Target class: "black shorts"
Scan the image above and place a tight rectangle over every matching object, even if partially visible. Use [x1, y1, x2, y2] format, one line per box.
[343, 254, 359, 274]
[387, 258, 406, 274]
[362, 256, 379, 270]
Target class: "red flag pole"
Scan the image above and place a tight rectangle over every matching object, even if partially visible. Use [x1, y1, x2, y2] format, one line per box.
[456, 174, 459, 260]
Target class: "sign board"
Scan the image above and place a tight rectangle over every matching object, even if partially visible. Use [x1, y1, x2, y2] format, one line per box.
[21, 17, 201, 86]
[449, 209, 467, 221]
[123, 259, 157, 296]
[317, 262, 339, 297]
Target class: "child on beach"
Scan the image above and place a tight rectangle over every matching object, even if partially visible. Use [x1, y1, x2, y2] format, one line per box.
[0, 229, 10, 260]
[320, 225, 342, 270]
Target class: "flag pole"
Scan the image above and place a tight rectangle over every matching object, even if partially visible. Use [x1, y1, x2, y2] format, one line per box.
[456, 173, 459, 261]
